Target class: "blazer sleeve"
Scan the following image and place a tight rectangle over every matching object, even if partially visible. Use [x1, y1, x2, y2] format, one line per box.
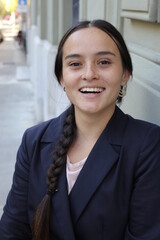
[125, 125, 160, 240]
[0, 130, 32, 239]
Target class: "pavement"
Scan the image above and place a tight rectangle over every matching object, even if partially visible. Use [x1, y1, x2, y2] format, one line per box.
[0, 32, 36, 217]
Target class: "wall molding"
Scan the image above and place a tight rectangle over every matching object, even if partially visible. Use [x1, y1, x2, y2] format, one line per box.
[130, 51, 160, 93]
[121, 0, 159, 22]
[128, 42, 160, 65]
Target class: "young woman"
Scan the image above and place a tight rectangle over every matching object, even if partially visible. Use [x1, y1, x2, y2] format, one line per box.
[0, 19, 160, 240]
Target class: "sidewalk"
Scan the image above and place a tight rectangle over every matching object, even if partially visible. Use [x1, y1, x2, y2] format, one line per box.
[0, 38, 36, 217]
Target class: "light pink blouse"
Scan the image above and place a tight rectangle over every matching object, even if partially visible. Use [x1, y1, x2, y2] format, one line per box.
[66, 155, 87, 194]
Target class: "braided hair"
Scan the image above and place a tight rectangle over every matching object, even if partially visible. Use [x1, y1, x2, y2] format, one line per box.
[32, 105, 75, 240]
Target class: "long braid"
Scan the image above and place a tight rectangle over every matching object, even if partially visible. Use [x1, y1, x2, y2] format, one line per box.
[32, 105, 76, 240]
[47, 105, 75, 193]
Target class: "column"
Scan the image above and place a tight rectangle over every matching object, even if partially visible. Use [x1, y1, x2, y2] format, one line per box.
[58, 0, 73, 41]
[30, 0, 38, 25]
[37, 0, 47, 39]
[47, 0, 59, 45]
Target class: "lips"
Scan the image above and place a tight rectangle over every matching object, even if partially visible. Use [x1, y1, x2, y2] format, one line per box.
[79, 87, 105, 94]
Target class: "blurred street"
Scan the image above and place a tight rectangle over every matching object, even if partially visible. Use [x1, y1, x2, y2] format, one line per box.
[0, 28, 36, 217]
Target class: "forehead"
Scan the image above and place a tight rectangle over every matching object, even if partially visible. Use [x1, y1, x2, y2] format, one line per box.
[63, 27, 120, 56]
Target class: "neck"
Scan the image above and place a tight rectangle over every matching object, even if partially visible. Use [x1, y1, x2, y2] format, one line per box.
[67, 106, 116, 163]
[74, 106, 115, 142]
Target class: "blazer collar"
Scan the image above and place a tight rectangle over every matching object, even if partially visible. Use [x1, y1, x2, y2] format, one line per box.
[40, 106, 128, 145]
[105, 105, 129, 145]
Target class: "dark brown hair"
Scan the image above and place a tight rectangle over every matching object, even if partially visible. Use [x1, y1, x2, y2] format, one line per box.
[32, 19, 133, 240]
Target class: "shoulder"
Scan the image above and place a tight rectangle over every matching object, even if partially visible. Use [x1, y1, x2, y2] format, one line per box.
[114, 109, 160, 176]
[126, 113, 160, 138]
[121, 110, 160, 156]
[22, 109, 68, 146]
[115, 106, 160, 146]
[114, 106, 160, 138]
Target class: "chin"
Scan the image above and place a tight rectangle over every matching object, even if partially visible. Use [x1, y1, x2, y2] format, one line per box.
[80, 106, 101, 114]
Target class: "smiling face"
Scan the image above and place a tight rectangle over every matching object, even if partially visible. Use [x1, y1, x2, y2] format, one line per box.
[61, 27, 130, 118]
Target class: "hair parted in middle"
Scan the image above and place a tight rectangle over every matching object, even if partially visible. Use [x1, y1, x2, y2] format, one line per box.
[32, 19, 133, 240]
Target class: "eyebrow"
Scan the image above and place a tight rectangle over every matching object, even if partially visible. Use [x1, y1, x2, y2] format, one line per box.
[64, 51, 116, 60]
[64, 54, 81, 60]
[96, 51, 116, 57]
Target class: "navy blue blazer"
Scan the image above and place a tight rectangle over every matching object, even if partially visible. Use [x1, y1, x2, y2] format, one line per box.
[0, 106, 160, 240]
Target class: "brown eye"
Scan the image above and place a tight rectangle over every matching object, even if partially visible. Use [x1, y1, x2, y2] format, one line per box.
[70, 62, 81, 67]
[99, 60, 110, 65]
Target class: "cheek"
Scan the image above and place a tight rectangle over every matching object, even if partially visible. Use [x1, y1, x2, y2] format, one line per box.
[104, 67, 123, 85]
[63, 78, 76, 91]
[63, 71, 79, 87]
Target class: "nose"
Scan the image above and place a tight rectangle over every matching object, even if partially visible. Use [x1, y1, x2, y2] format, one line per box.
[81, 63, 99, 81]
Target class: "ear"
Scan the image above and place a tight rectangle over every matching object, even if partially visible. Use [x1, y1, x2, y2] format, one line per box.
[121, 70, 131, 86]
[60, 77, 65, 88]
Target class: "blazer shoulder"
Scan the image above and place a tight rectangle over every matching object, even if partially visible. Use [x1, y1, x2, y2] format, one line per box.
[125, 113, 160, 143]
[126, 114, 160, 131]
[24, 118, 54, 141]
[22, 109, 68, 145]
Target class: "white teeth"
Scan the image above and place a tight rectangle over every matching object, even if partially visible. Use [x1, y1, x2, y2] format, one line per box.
[80, 87, 104, 93]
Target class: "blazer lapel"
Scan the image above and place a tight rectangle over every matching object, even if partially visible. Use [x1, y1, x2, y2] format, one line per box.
[69, 106, 128, 224]
[69, 129, 119, 224]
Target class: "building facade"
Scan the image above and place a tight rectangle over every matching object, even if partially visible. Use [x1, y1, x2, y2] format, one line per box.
[27, 0, 160, 125]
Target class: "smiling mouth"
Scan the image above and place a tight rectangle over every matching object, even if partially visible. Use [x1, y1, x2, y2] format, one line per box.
[79, 87, 105, 94]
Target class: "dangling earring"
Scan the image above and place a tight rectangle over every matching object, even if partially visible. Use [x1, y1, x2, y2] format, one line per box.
[63, 87, 66, 92]
[119, 85, 127, 98]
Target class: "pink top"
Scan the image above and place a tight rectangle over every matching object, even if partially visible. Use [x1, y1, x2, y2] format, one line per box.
[66, 155, 87, 194]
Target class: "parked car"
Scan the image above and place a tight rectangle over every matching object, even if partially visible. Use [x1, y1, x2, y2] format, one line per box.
[0, 30, 3, 43]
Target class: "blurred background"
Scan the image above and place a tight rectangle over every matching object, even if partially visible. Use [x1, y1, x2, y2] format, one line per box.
[0, 0, 160, 216]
